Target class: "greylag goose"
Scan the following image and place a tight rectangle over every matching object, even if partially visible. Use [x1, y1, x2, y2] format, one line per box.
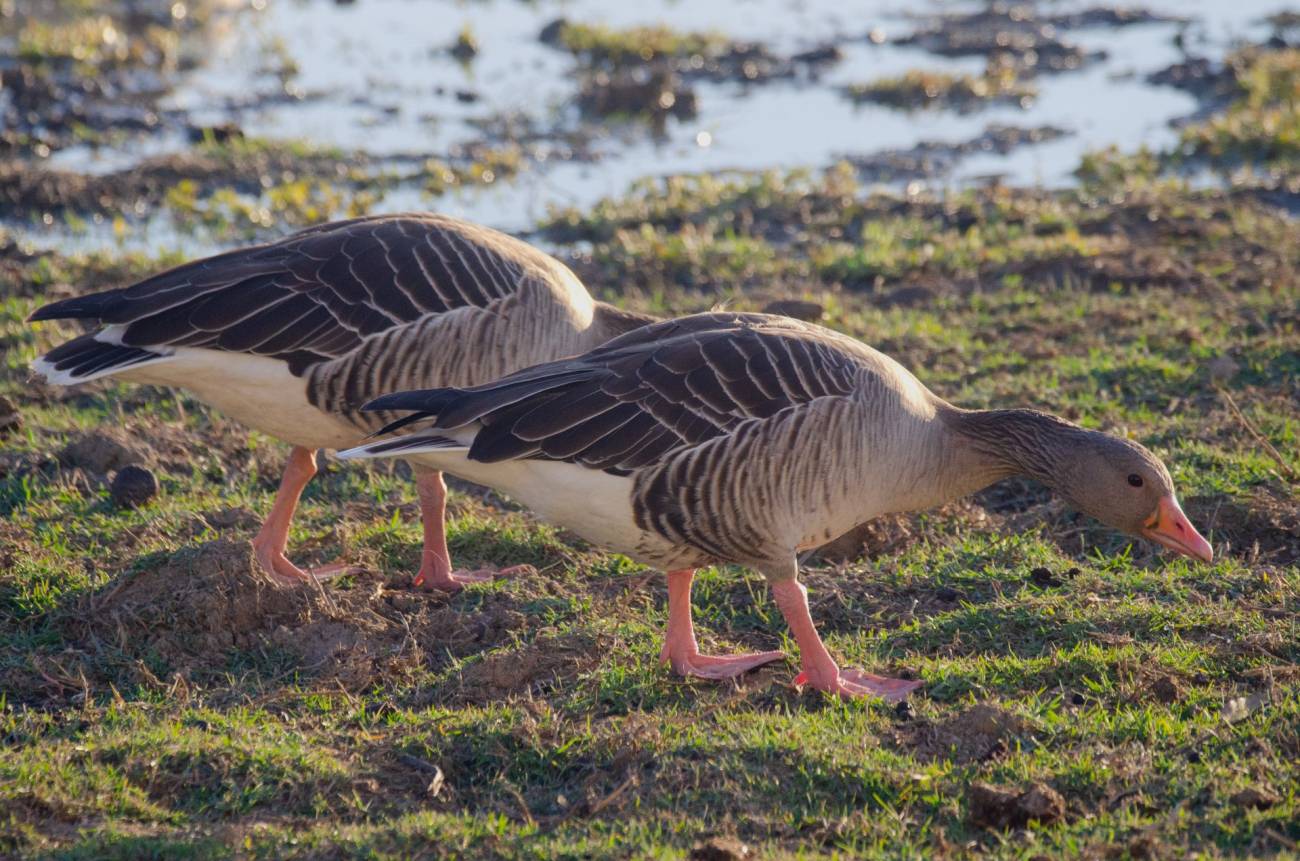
[29, 214, 654, 590]
[338, 312, 1213, 701]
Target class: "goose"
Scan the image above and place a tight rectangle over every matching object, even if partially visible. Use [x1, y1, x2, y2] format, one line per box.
[28, 213, 655, 590]
[338, 311, 1213, 700]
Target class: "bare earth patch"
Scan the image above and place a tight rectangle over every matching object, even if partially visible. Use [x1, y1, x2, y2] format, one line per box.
[894, 703, 1032, 764]
[49, 539, 540, 696]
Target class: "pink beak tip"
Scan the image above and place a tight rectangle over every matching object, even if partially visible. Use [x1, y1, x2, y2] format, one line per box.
[1144, 495, 1214, 564]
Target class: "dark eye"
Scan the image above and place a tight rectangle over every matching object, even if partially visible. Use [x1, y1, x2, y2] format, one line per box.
[1127, 474, 1144, 487]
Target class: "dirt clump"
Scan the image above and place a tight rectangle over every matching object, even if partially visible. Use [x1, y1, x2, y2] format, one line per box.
[452, 630, 606, 704]
[967, 780, 1066, 829]
[897, 703, 1030, 764]
[1228, 786, 1279, 810]
[1148, 674, 1183, 704]
[59, 429, 150, 475]
[1028, 566, 1065, 588]
[109, 464, 159, 509]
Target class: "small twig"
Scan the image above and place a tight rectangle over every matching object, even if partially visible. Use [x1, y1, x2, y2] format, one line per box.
[1106, 788, 1141, 810]
[304, 566, 340, 614]
[89, 574, 132, 616]
[1263, 828, 1298, 851]
[1216, 385, 1299, 482]
[501, 780, 536, 828]
[31, 657, 70, 693]
[617, 572, 657, 611]
[584, 769, 638, 818]
[396, 752, 442, 774]
[333, 680, 359, 708]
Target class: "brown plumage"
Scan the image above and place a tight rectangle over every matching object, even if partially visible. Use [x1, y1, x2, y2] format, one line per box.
[30, 213, 655, 588]
[343, 311, 1213, 699]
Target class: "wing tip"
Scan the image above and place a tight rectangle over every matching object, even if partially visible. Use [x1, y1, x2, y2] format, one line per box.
[27, 292, 118, 323]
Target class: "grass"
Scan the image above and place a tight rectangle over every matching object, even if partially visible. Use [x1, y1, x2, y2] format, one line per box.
[1, 31, 1298, 861]
[1178, 48, 1300, 170]
[844, 68, 1036, 112]
[550, 22, 729, 67]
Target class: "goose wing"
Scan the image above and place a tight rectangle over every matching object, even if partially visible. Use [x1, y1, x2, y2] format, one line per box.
[29, 214, 550, 375]
[364, 312, 868, 473]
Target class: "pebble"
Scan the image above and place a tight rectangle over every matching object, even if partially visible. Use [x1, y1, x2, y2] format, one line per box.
[1029, 566, 1064, 588]
[111, 465, 159, 509]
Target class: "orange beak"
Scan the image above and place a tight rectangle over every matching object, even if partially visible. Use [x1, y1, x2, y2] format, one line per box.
[1141, 495, 1213, 563]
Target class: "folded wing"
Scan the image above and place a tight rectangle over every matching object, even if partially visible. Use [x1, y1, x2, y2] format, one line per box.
[363, 313, 867, 474]
[29, 214, 539, 375]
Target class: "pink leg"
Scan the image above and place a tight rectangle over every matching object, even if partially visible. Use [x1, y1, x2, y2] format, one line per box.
[252, 447, 356, 584]
[409, 469, 534, 592]
[770, 579, 922, 702]
[659, 569, 785, 680]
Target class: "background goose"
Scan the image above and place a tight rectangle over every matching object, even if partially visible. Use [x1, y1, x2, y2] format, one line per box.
[29, 213, 654, 589]
[340, 311, 1213, 700]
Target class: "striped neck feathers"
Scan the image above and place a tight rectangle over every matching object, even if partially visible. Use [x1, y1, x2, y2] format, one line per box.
[944, 407, 1091, 490]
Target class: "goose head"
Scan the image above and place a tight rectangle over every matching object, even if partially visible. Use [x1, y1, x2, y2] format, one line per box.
[1051, 433, 1212, 563]
[951, 408, 1213, 563]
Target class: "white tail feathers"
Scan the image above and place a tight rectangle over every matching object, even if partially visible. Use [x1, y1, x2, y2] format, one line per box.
[31, 338, 174, 386]
[336, 434, 468, 460]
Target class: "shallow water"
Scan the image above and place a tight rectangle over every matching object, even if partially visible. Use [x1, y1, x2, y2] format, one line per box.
[29, 0, 1300, 253]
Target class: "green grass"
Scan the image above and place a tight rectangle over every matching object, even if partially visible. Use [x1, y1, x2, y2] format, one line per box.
[1, 39, 1299, 861]
[1178, 48, 1300, 170]
[844, 68, 1036, 111]
[550, 22, 729, 67]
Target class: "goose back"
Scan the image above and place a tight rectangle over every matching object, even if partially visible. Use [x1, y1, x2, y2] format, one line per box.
[31, 214, 650, 446]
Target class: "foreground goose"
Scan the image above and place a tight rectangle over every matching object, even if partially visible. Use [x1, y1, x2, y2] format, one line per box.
[29, 214, 653, 589]
[339, 312, 1213, 700]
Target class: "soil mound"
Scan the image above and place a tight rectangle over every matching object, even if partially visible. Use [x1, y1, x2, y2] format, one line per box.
[452, 630, 607, 704]
[65, 540, 534, 693]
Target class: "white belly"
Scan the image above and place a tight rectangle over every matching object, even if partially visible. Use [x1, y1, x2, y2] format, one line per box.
[405, 450, 659, 559]
[118, 348, 362, 449]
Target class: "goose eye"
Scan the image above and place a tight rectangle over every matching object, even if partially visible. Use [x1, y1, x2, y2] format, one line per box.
[1127, 474, 1144, 488]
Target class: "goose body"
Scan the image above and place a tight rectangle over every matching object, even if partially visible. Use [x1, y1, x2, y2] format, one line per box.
[342, 311, 1213, 699]
[30, 213, 653, 587]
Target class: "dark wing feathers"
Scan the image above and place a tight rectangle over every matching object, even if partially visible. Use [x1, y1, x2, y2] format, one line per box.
[28, 214, 539, 374]
[41, 333, 165, 379]
[362, 313, 865, 473]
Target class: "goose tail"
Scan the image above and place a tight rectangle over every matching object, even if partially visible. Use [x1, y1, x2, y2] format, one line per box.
[32, 332, 172, 385]
[336, 434, 468, 461]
